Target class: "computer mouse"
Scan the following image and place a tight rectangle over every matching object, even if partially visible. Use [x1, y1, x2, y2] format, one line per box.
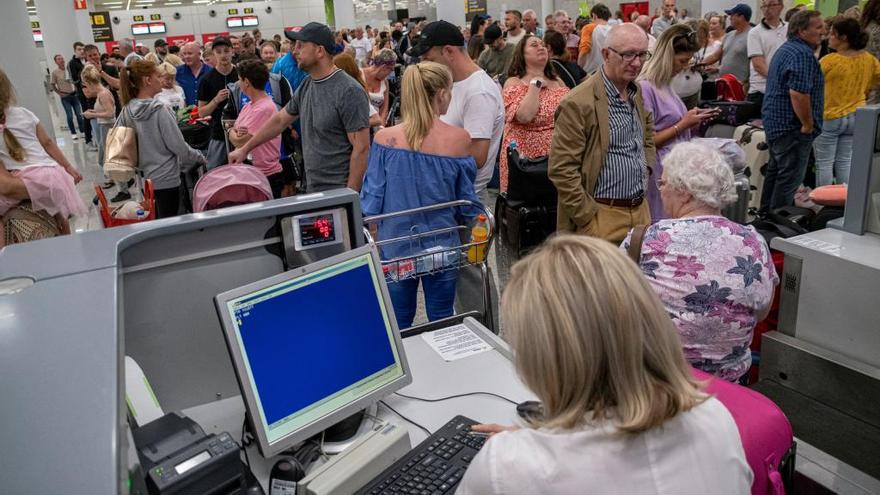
[516, 400, 544, 422]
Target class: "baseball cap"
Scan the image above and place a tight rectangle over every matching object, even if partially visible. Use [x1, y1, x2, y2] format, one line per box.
[725, 3, 752, 21]
[484, 24, 503, 43]
[407, 20, 465, 58]
[154, 39, 167, 48]
[211, 35, 232, 49]
[284, 22, 336, 53]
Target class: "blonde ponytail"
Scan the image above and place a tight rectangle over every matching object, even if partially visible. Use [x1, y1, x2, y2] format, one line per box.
[0, 69, 25, 162]
[401, 62, 451, 152]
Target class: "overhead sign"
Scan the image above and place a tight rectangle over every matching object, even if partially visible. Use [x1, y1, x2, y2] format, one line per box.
[150, 14, 161, 20]
[166, 34, 195, 47]
[74, 0, 87, 10]
[31, 21, 40, 29]
[464, 0, 487, 22]
[90, 11, 114, 42]
[133, 15, 144, 22]
[201, 32, 229, 45]
[228, 8, 238, 14]
[243, 7, 253, 13]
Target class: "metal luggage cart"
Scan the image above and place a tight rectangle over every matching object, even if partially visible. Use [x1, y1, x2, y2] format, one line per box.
[363, 200, 496, 333]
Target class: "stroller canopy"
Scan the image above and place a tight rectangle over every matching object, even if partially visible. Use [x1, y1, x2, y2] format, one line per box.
[192, 164, 273, 213]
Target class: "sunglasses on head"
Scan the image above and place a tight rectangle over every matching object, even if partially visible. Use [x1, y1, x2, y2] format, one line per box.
[673, 30, 698, 44]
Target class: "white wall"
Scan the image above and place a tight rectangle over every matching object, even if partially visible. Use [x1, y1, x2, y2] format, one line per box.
[105, 0, 325, 47]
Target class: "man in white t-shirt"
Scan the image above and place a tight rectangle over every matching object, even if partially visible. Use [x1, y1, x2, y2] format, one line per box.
[409, 20, 504, 328]
[747, 0, 786, 110]
[409, 20, 504, 206]
[350, 27, 373, 66]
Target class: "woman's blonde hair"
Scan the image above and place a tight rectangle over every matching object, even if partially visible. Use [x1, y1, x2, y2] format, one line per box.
[81, 64, 103, 86]
[0, 69, 25, 162]
[144, 52, 161, 64]
[156, 61, 177, 77]
[400, 62, 451, 151]
[502, 235, 706, 434]
[119, 59, 157, 105]
[639, 23, 700, 87]
[163, 53, 183, 67]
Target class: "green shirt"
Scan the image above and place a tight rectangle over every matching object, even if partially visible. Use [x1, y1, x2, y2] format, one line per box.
[478, 44, 515, 79]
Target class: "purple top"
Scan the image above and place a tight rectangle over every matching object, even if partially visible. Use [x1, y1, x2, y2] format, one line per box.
[638, 80, 691, 221]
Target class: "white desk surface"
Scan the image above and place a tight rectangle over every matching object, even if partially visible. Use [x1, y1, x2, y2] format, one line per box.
[183, 318, 536, 491]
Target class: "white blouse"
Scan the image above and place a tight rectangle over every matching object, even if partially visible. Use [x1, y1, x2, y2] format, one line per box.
[456, 397, 752, 495]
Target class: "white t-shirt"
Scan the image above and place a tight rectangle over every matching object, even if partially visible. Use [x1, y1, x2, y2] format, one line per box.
[440, 69, 504, 198]
[747, 20, 787, 94]
[505, 30, 526, 46]
[155, 86, 186, 112]
[583, 24, 612, 74]
[0, 107, 57, 171]
[456, 397, 753, 495]
[350, 37, 373, 66]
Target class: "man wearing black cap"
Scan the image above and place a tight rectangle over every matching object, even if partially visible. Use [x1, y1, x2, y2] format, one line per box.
[229, 22, 371, 193]
[477, 24, 515, 79]
[154, 38, 168, 63]
[701, 4, 753, 86]
[198, 36, 239, 169]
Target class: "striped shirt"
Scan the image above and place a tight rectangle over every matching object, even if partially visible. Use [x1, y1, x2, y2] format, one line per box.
[594, 69, 648, 200]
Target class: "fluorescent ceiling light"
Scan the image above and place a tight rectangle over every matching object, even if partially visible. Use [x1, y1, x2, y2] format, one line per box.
[165, 1, 182, 4]
[192, 0, 210, 3]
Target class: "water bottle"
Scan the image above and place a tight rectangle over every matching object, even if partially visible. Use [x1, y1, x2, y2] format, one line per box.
[136, 209, 146, 221]
[467, 214, 489, 263]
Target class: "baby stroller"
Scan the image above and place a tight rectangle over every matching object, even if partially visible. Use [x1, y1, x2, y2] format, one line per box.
[192, 164, 273, 212]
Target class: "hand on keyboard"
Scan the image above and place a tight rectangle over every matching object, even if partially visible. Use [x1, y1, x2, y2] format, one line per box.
[468, 423, 519, 438]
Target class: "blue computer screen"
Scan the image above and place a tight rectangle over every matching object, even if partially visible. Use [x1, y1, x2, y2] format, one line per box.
[234, 261, 397, 426]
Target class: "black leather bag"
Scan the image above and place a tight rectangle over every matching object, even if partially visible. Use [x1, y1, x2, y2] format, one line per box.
[506, 145, 557, 205]
[495, 192, 557, 258]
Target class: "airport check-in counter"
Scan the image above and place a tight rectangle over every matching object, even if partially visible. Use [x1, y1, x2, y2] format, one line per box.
[755, 106, 880, 493]
[0, 190, 367, 493]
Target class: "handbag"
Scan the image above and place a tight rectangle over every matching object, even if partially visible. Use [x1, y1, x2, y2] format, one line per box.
[506, 145, 556, 205]
[626, 224, 649, 264]
[104, 106, 138, 182]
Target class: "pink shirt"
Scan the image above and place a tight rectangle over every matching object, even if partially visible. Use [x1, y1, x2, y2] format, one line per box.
[235, 96, 282, 176]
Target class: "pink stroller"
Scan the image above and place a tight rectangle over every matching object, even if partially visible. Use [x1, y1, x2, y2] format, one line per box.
[192, 164, 273, 212]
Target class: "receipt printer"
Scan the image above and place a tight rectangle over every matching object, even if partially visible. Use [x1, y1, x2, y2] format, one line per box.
[133, 412, 243, 495]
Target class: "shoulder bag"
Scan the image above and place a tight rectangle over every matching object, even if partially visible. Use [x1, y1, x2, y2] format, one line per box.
[104, 106, 138, 182]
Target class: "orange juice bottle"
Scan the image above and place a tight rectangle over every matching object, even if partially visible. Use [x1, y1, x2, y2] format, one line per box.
[467, 214, 489, 263]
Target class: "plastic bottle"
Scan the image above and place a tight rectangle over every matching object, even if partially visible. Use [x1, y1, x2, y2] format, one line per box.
[135, 209, 146, 221]
[467, 214, 489, 263]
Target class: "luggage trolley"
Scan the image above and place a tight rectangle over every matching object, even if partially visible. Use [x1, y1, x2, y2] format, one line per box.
[363, 200, 496, 334]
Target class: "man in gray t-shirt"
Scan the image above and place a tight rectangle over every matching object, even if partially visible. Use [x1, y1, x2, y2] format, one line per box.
[702, 4, 753, 86]
[228, 22, 371, 193]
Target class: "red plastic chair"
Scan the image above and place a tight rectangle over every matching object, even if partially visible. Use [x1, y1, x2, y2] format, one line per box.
[94, 179, 156, 228]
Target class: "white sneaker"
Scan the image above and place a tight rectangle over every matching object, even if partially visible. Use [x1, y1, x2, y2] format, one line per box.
[71, 134, 79, 141]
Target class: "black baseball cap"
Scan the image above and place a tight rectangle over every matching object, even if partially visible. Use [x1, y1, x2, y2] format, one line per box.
[212, 35, 232, 49]
[484, 24, 503, 43]
[407, 20, 465, 58]
[725, 3, 752, 21]
[154, 39, 167, 48]
[285, 22, 335, 53]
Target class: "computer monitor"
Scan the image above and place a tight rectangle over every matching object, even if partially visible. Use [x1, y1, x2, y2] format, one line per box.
[214, 245, 411, 457]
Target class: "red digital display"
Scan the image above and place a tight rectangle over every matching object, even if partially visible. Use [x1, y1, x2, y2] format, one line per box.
[299, 214, 336, 246]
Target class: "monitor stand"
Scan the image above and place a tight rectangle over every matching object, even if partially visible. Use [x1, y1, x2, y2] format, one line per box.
[320, 404, 379, 455]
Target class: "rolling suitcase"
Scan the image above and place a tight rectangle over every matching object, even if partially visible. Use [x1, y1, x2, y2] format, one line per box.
[734, 124, 769, 212]
[495, 192, 556, 258]
[722, 173, 751, 223]
[694, 369, 796, 495]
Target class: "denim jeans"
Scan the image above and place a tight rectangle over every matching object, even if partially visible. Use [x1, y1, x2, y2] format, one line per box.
[387, 269, 458, 330]
[813, 113, 854, 186]
[59, 93, 84, 135]
[761, 129, 815, 212]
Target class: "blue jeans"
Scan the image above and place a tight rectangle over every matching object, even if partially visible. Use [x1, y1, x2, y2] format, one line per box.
[813, 113, 854, 186]
[59, 93, 84, 135]
[761, 129, 815, 212]
[387, 269, 458, 330]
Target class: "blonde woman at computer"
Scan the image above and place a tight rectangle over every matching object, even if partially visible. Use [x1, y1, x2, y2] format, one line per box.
[455, 235, 752, 495]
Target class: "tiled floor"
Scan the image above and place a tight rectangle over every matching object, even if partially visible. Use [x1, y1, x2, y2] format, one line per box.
[44, 91, 514, 331]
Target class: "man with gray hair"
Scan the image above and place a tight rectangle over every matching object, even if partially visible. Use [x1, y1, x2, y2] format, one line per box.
[554, 10, 580, 60]
[522, 9, 542, 36]
[634, 15, 659, 53]
[119, 38, 142, 67]
[549, 23, 656, 244]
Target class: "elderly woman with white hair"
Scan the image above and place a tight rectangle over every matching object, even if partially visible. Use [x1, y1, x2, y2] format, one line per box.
[621, 142, 778, 382]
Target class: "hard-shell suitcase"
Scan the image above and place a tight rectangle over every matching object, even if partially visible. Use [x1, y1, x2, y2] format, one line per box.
[495, 192, 556, 258]
[694, 369, 796, 495]
[722, 173, 751, 223]
[734, 124, 769, 212]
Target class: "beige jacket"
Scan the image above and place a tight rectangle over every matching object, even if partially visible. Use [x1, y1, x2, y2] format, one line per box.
[548, 71, 656, 232]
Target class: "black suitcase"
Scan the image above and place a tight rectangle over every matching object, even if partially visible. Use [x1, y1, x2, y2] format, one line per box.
[495, 192, 557, 258]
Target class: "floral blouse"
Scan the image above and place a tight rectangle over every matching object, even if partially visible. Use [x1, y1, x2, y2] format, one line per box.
[621, 216, 778, 381]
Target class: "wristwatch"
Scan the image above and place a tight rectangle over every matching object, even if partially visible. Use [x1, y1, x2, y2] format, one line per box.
[530, 79, 544, 89]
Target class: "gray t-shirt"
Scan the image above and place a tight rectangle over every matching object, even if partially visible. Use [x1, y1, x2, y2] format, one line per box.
[285, 69, 370, 192]
[720, 29, 751, 83]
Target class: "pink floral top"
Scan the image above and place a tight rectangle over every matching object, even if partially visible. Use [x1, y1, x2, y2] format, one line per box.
[621, 216, 779, 381]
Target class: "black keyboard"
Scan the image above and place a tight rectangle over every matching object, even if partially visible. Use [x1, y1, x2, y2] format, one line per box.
[356, 415, 486, 495]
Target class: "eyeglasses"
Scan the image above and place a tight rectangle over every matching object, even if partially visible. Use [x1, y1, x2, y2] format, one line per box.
[608, 47, 652, 63]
